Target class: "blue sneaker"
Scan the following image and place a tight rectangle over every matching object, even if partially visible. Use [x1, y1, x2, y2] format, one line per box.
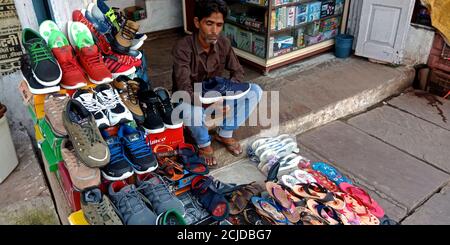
[118, 125, 158, 174]
[199, 77, 251, 104]
[82, 8, 110, 34]
[87, 3, 113, 33]
[101, 130, 134, 181]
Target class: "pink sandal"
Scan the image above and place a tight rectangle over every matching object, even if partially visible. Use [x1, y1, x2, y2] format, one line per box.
[339, 183, 385, 218]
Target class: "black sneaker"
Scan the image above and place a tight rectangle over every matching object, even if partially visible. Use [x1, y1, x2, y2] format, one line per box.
[138, 90, 165, 134]
[22, 28, 62, 86]
[20, 54, 60, 94]
[101, 130, 134, 181]
[154, 87, 183, 129]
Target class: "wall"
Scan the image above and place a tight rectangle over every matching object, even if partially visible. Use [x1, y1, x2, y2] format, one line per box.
[404, 25, 435, 66]
[49, 0, 183, 34]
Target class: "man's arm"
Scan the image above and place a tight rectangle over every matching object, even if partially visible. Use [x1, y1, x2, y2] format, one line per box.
[226, 44, 245, 82]
[172, 41, 195, 101]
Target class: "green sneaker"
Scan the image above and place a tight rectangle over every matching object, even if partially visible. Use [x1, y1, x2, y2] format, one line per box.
[67, 21, 95, 49]
[157, 209, 187, 225]
[81, 188, 123, 225]
[39, 20, 69, 48]
[21, 28, 61, 86]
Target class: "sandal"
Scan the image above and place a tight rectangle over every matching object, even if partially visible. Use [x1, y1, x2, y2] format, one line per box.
[341, 193, 380, 225]
[312, 162, 353, 185]
[305, 168, 340, 192]
[296, 206, 326, 225]
[178, 143, 209, 175]
[251, 196, 289, 225]
[154, 144, 178, 160]
[265, 182, 292, 209]
[242, 208, 273, 225]
[156, 157, 184, 181]
[229, 182, 263, 215]
[191, 176, 229, 221]
[292, 182, 334, 202]
[339, 182, 384, 218]
[214, 135, 243, 156]
[307, 199, 343, 225]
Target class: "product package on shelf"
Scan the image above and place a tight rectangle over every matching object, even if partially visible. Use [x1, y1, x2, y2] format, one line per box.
[305, 33, 325, 46]
[252, 34, 266, 58]
[307, 1, 321, 22]
[237, 29, 253, 53]
[335, 0, 345, 15]
[323, 29, 338, 40]
[57, 162, 82, 212]
[320, 0, 336, 18]
[144, 127, 185, 151]
[306, 20, 321, 36]
[295, 4, 308, 26]
[320, 17, 341, 32]
[296, 27, 306, 49]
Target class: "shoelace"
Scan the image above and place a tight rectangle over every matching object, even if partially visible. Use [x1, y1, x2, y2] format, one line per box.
[160, 98, 173, 114]
[78, 96, 105, 115]
[30, 42, 52, 63]
[80, 124, 101, 147]
[98, 89, 121, 109]
[82, 50, 104, 69]
[116, 186, 147, 215]
[121, 22, 137, 40]
[139, 180, 172, 203]
[60, 57, 81, 73]
[108, 138, 126, 165]
[116, 53, 137, 65]
[125, 134, 152, 159]
[125, 81, 140, 105]
[96, 198, 111, 219]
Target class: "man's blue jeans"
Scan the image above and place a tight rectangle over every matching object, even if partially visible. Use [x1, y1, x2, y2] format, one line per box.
[178, 83, 263, 148]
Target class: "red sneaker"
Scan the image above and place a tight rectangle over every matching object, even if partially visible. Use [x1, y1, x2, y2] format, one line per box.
[73, 10, 113, 55]
[103, 54, 136, 77]
[77, 45, 113, 84]
[111, 52, 142, 67]
[52, 46, 88, 89]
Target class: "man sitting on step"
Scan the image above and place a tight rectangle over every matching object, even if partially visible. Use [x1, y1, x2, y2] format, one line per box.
[172, 0, 263, 166]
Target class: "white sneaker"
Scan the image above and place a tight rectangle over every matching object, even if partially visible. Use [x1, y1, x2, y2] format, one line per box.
[73, 89, 110, 129]
[95, 84, 134, 126]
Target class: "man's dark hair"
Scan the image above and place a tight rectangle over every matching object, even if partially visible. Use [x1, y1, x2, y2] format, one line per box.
[194, 0, 228, 21]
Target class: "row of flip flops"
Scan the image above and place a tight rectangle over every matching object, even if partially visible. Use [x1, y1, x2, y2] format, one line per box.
[250, 161, 394, 225]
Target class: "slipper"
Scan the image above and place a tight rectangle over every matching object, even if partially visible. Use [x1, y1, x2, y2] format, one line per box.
[341, 193, 380, 225]
[229, 182, 263, 215]
[178, 143, 209, 175]
[323, 192, 346, 210]
[292, 169, 317, 184]
[154, 144, 178, 160]
[296, 206, 326, 225]
[259, 142, 299, 164]
[339, 182, 385, 218]
[292, 182, 334, 202]
[250, 134, 292, 151]
[242, 208, 273, 225]
[214, 135, 242, 156]
[305, 169, 340, 192]
[251, 196, 289, 225]
[279, 154, 306, 172]
[265, 182, 292, 209]
[281, 202, 301, 224]
[312, 162, 353, 185]
[281, 175, 301, 189]
[306, 199, 343, 225]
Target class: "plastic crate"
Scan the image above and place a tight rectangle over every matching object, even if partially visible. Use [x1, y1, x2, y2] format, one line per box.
[57, 162, 81, 212]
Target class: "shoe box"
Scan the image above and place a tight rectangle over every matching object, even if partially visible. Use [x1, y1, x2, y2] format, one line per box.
[38, 118, 64, 172]
[57, 162, 81, 212]
[144, 127, 185, 151]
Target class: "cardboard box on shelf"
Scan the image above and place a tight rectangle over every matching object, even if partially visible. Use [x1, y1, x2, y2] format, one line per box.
[237, 29, 253, 52]
[252, 34, 266, 58]
[320, 0, 335, 18]
[295, 4, 308, 26]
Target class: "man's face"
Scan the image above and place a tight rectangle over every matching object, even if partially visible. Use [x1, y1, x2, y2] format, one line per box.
[194, 12, 224, 45]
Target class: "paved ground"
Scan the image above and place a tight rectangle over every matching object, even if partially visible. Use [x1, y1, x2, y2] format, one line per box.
[214, 90, 450, 224]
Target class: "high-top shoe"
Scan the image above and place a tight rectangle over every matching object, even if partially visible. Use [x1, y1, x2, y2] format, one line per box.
[138, 90, 165, 134]
[22, 28, 62, 86]
[112, 76, 145, 123]
[112, 20, 140, 54]
[154, 87, 183, 129]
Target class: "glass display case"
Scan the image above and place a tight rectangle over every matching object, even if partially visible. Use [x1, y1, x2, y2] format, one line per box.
[223, 0, 350, 73]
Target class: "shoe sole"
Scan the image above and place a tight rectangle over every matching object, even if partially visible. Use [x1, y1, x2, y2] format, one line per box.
[22, 75, 60, 94]
[130, 40, 144, 50]
[164, 122, 183, 129]
[144, 127, 165, 134]
[89, 76, 113, 84]
[101, 170, 134, 181]
[60, 82, 88, 90]
[111, 66, 136, 78]
[199, 86, 251, 104]
[44, 116, 67, 137]
[132, 164, 159, 175]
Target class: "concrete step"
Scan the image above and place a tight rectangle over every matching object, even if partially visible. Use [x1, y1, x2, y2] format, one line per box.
[208, 56, 415, 171]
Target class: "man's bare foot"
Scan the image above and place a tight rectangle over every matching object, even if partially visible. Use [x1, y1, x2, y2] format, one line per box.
[214, 135, 243, 156]
[198, 145, 217, 166]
